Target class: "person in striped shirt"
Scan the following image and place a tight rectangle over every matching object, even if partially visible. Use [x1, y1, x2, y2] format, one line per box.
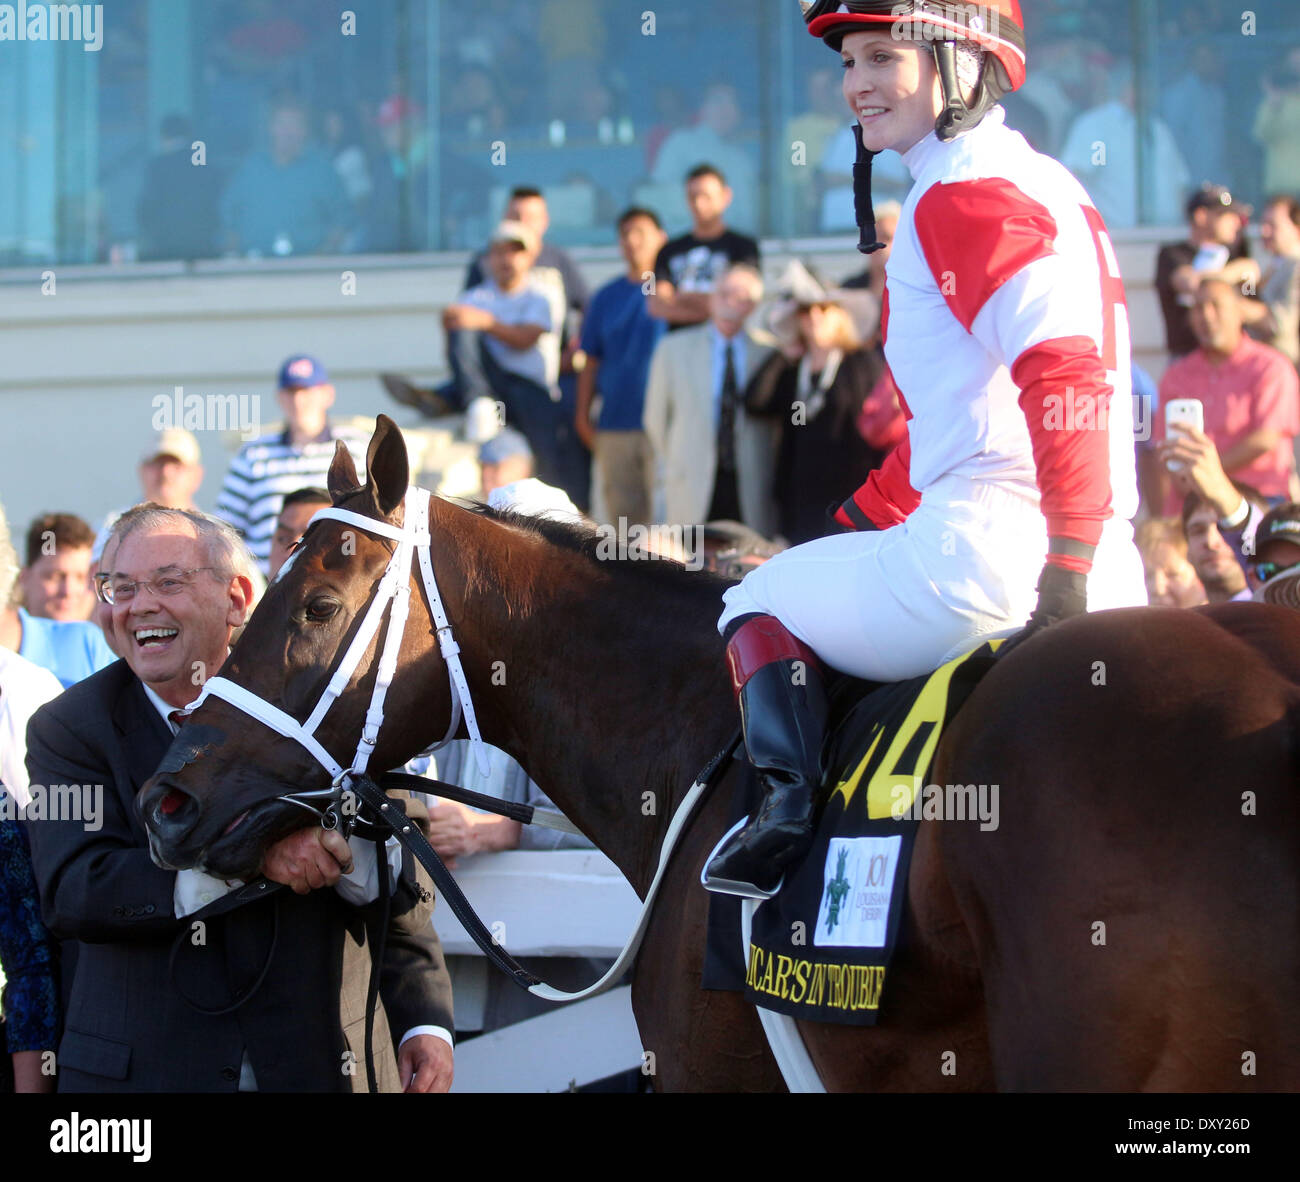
[214, 355, 368, 574]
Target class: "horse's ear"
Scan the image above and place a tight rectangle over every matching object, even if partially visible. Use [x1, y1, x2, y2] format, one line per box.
[365, 414, 409, 518]
[327, 441, 360, 503]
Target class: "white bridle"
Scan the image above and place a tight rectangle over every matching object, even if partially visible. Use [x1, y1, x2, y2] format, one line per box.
[188, 487, 489, 809]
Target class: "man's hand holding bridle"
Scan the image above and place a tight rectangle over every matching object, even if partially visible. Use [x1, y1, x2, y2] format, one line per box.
[261, 827, 353, 894]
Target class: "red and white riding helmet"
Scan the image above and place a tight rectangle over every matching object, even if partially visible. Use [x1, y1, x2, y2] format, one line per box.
[801, 1, 1027, 91]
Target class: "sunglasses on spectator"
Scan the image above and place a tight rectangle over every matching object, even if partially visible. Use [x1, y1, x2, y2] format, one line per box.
[1252, 560, 1300, 584]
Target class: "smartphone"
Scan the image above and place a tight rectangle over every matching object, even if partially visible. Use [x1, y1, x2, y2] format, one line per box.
[1164, 398, 1204, 472]
[1192, 244, 1231, 273]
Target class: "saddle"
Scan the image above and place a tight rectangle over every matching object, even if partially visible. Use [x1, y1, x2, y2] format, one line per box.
[704, 638, 1002, 1026]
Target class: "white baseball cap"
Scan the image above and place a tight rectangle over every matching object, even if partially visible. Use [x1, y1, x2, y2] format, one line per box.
[141, 427, 201, 467]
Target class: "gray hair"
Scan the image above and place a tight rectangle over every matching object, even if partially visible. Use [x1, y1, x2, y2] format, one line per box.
[721, 262, 765, 301]
[103, 504, 260, 591]
[0, 501, 18, 608]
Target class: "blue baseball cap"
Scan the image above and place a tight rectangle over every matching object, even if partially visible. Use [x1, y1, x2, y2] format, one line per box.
[278, 354, 329, 390]
[478, 427, 533, 466]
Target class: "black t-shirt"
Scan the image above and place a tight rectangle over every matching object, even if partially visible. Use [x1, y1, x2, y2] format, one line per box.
[653, 229, 761, 329]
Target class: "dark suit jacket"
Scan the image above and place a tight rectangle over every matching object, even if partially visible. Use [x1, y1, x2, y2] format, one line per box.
[23, 659, 454, 1093]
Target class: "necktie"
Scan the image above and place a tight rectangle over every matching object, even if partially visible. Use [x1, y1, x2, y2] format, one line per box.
[708, 340, 743, 523]
[717, 340, 738, 475]
[169, 710, 188, 733]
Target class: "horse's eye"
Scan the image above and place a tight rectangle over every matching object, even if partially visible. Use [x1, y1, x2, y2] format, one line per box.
[304, 597, 340, 622]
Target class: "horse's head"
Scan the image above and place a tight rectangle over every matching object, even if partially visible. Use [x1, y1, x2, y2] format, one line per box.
[138, 415, 452, 879]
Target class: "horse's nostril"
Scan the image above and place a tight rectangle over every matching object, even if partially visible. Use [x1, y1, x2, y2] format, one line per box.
[159, 788, 188, 817]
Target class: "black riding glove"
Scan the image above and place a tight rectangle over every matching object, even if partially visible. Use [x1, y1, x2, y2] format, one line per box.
[997, 563, 1088, 658]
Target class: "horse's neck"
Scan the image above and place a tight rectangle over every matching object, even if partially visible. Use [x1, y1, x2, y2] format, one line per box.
[453, 528, 735, 895]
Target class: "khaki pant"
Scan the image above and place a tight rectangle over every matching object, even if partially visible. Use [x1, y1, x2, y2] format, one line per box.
[593, 430, 654, 527]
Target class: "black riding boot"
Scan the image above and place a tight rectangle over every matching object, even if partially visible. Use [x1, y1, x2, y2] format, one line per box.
[705, 616, 828, 899]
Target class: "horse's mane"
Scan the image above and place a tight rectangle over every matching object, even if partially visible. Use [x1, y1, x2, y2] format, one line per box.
[457, 500, 736, 606]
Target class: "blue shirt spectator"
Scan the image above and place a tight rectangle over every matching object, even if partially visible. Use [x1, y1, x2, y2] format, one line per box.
[581, 278, 666, 430]
[576, 208, 669, 528]
[16, 608, 116, 690]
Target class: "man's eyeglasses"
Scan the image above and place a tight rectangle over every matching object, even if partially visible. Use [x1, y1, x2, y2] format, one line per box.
[94, 566, 220, 605]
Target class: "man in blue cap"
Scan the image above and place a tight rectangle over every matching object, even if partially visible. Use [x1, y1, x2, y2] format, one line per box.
[214, 355, 369, 574]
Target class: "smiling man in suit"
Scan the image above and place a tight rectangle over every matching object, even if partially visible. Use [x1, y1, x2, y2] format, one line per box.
[23, 504, 454, 1092]
[643, 264, 779, 536]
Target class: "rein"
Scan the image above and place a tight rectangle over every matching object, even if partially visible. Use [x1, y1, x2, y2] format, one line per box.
[357, 734, 739, 1001]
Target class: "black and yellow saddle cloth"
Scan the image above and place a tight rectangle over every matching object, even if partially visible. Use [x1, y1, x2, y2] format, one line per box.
[704, 639, 1002, 1026]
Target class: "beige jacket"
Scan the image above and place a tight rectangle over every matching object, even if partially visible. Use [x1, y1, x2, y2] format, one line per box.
[642, 323, 779, 536]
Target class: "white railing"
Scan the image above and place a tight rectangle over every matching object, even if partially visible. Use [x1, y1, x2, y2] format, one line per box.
[435, 849, 647, 1093]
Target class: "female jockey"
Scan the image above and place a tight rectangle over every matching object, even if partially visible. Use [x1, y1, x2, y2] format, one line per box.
[705, 0, 1146, 898]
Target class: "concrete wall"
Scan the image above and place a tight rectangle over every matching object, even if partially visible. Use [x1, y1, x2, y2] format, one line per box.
[0, 233, 1174, 538]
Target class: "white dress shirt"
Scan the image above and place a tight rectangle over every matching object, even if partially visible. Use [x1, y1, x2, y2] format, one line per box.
[710, 326, 748, 430]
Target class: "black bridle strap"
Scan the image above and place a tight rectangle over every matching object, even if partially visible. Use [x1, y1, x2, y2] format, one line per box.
[364, 830, 390, 1094]
[371, 771, 585, 837]
[351, 775, 543, 990]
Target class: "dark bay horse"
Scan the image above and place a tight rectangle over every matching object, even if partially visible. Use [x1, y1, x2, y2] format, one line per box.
[140, 416, 1300, 1091]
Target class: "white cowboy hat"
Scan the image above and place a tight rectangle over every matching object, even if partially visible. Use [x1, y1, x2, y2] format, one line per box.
[758, 260, 879, 350]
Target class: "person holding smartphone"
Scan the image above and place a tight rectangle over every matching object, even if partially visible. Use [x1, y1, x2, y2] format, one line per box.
[1153, 277, 1300, 516]
[1160, 417, 1271, 571]
[705, 1, 1146, 899]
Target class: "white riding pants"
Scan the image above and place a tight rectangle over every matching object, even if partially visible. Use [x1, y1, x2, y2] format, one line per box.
[718, 474, 1147, 683]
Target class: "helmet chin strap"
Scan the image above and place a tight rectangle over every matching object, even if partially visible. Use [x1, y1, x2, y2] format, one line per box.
[851, 122, 886, 256]
[933, 39, 1005, 142]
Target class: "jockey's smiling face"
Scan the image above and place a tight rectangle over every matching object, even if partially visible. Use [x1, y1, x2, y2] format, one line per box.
[840, 30, 942, 155]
